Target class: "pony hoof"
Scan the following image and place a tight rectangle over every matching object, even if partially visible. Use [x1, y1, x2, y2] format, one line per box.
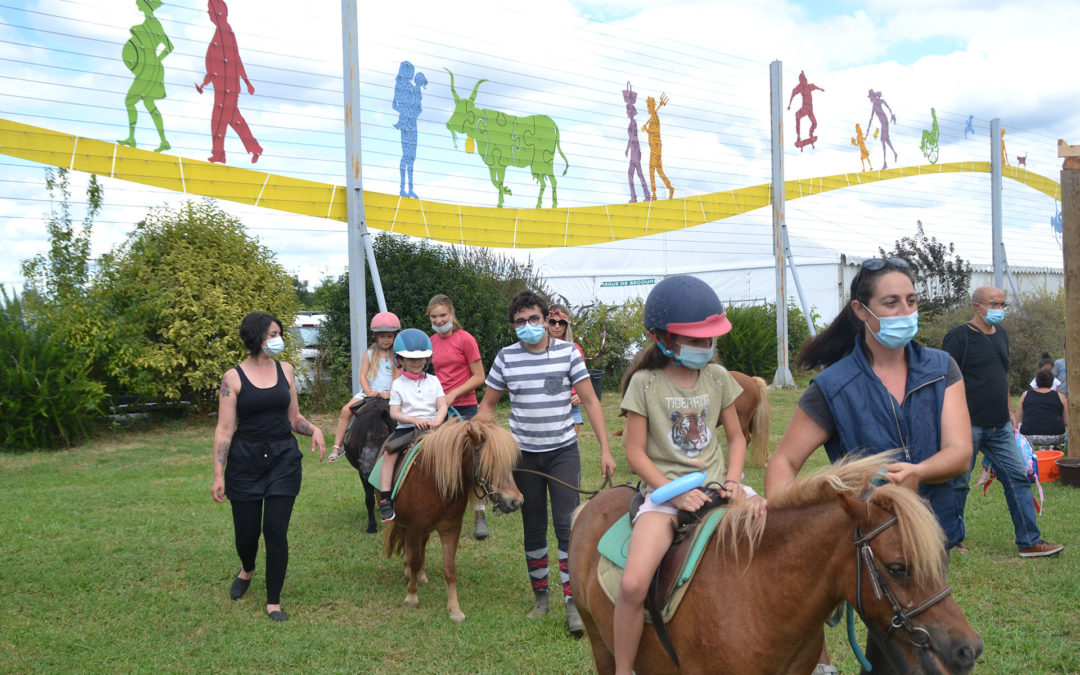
[418, 572, 429, 585]
[404, 595, 419, 609]
[365, 522, 377, 534]
[449, 610, 466, 624]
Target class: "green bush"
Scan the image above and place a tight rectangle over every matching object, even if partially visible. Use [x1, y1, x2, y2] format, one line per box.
[0, 288, 106, 450]
[319, 234, 550, 394]
[573, 298, 648, 388]
[716, 300, 821, 379]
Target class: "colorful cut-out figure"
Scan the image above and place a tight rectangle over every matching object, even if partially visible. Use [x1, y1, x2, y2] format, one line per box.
[1017, 153, 1027, 168]
[787, 71, 823, 151]
[196, 0, 262, 164]
[920, 108, 940, 164]
[866, 89, 898, 169]
[964, 115, 975, 140]
[392, 61, 426, 199]
[622, 82, 650, 203]
[642, 93, 674, 200]
[117, 0, 173, 152]
[851, 123, 872, 171]
[1000, 128, 1009, 165]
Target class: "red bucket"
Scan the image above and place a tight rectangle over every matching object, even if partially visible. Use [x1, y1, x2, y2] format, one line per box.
[1035, 450, 1064, 482]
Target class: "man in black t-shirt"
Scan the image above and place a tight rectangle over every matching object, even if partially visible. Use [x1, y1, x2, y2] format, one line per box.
[942, 286, 1063, 558]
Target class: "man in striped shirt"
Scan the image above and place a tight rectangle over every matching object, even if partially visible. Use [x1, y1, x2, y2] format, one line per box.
[479, 290, 616, 637]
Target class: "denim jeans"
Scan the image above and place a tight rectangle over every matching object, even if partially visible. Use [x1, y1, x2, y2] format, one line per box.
[950, 421, 1042, 549]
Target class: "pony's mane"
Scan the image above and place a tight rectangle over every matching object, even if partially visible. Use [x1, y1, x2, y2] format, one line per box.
[717, 452, 946, 585]
[417, 418, 520, 500]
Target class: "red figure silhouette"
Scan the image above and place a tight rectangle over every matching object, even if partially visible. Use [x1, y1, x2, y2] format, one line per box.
[788, 71, 823, 151]
[196, 0, 262, 164]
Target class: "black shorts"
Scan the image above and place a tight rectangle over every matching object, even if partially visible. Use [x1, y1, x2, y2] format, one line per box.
[225, 435, 302, 501]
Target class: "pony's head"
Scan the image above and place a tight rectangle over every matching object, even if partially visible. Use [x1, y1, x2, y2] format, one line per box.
[466, 418, 523, 514]
[724, 453, 982, 674]
[418, 418, 522, 513]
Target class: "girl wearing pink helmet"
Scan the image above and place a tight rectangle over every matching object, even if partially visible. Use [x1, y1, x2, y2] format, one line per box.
[329, 311, 401, 461]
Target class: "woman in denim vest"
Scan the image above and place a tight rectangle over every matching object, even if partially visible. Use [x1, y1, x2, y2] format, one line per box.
[764, 258, 971, 675]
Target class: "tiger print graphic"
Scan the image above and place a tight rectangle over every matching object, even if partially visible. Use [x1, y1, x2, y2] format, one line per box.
[669, 408, 710, 458]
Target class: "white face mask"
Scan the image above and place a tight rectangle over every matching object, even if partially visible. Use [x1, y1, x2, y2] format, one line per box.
[263, 336, 285, 356]
[431, 321, 452, 335]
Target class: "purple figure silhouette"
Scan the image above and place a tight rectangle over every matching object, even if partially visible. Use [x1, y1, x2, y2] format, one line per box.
[622, 82, 649, 203]
[787, 71, 823, 150]
[866, 89, 898, 169]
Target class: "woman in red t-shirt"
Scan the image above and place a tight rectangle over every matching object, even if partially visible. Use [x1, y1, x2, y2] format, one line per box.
[427, 294, 489, 539]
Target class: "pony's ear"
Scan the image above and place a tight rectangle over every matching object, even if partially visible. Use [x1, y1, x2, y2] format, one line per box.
[838, 492, 873, 530]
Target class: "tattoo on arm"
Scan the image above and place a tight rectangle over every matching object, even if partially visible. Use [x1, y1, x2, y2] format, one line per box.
[215, 442, 229, 466]
[219, 381, 231, 398]
[293, 416, 312, 436]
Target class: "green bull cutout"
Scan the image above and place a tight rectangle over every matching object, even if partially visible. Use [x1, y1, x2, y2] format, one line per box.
[444, 69, 568, 208]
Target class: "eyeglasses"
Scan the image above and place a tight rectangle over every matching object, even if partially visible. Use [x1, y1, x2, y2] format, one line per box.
[861, 257, 910, 271]
[512, 314, 544, 328]
[547, 319, 569, 327]
[977, 301, 1008, 309]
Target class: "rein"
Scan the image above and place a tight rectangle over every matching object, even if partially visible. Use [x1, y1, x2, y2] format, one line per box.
[511, 467, 613, 497]
[854, 516, 954, 652]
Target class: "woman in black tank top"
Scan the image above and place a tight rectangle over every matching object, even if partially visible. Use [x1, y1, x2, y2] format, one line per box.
[1017, 368, 1068, 443]
[211, 312, 326, 622]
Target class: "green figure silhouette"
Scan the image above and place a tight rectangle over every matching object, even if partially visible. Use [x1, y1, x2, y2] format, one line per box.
[117, 0, 173, 152]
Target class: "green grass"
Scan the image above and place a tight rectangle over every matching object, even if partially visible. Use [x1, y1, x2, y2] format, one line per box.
[1, 390, 1077, 673]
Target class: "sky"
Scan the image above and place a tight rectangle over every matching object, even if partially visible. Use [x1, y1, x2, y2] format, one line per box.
[0, 0, 1075, 298]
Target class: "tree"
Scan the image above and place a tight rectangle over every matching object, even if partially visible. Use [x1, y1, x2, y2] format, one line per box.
[96, 201, 298, 408]
[879, 221, 972, 319]
[319, 234, 550, 392]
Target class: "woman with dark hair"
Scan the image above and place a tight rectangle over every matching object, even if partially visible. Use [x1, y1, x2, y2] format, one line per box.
[764, 258, 972, 674]
[1018, 367, 1068, 448]
[211, 312, 325, 622]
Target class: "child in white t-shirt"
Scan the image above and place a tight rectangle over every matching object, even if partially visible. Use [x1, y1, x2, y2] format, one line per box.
[378, 328, 447, 522]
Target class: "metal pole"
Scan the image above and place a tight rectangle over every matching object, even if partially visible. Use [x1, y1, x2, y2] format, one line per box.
[341, 0, 367, 392]
[991, 117, 1004, 289]
[363, 230, 387, 312]
[999, 241, 1020, 301]
[781, 226, 817, 338]
[770, 60, 794, 387]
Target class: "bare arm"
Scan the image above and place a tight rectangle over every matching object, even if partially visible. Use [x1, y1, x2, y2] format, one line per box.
[446, 359, 485, 407]
[477, 386, 503, 418]
[764, 406, 831, 497]
[1061, 392, 1070, 426]
[211, 370, 240, 502]
[358, 350, 376, 398]
[284, 362, 325, 460]
[432, 396, 449, 427]
[1015, 391, 1027, 426]
[575, 376, 615, 479]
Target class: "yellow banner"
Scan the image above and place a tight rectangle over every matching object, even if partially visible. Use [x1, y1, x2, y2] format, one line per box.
[0, 117, 1061, 248]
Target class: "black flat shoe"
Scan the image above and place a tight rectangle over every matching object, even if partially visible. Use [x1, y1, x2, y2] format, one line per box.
[268, 610, 288, 622]
[230, 575, 251, 600]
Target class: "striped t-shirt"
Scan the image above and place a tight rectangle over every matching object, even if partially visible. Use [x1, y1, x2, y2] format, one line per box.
[485, 338, 588, 453]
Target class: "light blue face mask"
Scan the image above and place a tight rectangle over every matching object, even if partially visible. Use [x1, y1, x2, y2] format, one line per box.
[516, 323, 546, 345]
[983, 308, 1005, 325]
[862, 305, 919, 350]
[263, 336, 285, 356]
[658, 339, 715, 370]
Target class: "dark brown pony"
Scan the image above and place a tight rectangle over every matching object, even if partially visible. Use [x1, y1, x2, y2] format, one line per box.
[342, 397, 395, 533]
[569, 454, 982, 674]
[383, 417, 522, 623]
[729, 370, 771, 468]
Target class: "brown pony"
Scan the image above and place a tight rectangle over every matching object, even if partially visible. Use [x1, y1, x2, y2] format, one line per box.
[729, 370, 771, 468]
[383, 417, 522, 623]
[569, 454, 982, 674]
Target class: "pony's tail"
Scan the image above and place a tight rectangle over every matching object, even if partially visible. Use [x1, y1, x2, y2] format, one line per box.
[747, 376, 771, 468]
[383, 522, 405, 559]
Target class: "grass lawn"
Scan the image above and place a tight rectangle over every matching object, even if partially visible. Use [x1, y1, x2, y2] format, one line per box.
[1, 388, 1078, 673]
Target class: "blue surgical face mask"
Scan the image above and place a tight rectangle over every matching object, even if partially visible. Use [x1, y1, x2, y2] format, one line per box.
[862, 305, 919, 350]
[658, 338, 715, 370]
[263, 336, 285, 357]
[984, 308, 1005, 325]
[431, 321, 452, 335]
[516, 323, 546, 345]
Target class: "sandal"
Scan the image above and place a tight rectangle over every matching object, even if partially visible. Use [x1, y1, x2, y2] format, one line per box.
[328, 445, 342, 462]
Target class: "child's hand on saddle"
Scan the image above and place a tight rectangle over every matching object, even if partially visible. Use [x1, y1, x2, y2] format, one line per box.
[719, 480, 743, 501]
[380, 391, 391, 399]
[672, 489, 711, 512]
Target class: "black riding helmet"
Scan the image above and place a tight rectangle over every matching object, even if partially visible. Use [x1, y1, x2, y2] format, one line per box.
[644, 275, 731, 339]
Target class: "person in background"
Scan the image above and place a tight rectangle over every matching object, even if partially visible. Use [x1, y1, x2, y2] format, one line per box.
[1017, 367, 1068, 449]
[545, 304, 586, 435]
[1028, 353, 1061, 391]
[329, 312, 400, 462]
[427, 294, 488, 539]
[1053, 346, 1068, 398]
[211, 312, 326, 622]
[942, 286, 1064, 558]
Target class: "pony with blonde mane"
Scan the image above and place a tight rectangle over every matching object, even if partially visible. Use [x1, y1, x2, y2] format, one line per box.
[383, 416, 522, 623]
[728, 371, 771, 468]
[569, 453, 982, 674]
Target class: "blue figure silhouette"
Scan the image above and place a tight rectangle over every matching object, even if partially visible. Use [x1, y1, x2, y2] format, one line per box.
[964, 115, 975, 140]
[393, 61, 426, 199]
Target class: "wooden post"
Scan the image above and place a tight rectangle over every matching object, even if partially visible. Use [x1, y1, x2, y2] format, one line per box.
[1058, 140, 1080, 459]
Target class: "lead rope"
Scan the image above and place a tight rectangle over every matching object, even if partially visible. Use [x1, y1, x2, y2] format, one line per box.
[511, 468, 613, 497]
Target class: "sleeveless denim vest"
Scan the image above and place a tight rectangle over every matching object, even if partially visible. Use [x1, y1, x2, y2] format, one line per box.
[813, 336, 961, 547]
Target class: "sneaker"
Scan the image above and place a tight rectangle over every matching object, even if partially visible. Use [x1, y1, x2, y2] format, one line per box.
[1018, 541, 1064, 558]
[378, 498, 395, 522]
